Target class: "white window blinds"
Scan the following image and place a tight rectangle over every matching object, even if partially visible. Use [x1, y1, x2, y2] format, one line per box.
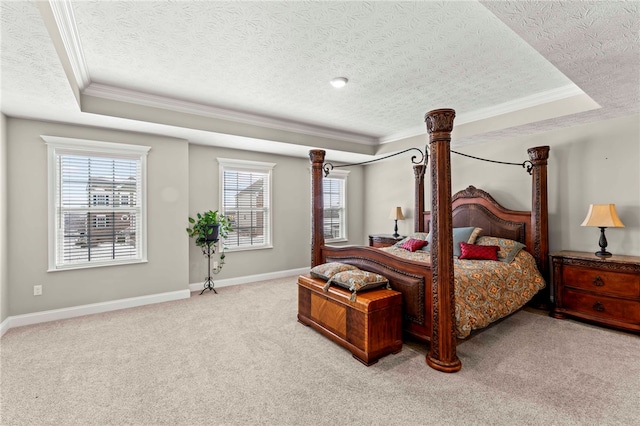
[218, 158, 275, 250]
[43, 136, 150, 270]
[323, 170, 349, 241]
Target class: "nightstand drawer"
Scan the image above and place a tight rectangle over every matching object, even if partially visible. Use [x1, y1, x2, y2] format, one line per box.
[562, 266, 640, 297]
[562, 288, 640, 323]
[369, 234, 404, 248]
[551, 251, 640, 333]
[370, 239, 392, 248]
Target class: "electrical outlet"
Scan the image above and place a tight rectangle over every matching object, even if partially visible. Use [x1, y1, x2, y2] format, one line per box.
[33, 285, 42, 296]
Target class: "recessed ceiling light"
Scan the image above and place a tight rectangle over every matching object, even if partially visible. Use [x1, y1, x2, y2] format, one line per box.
[330, 77, 348, 88]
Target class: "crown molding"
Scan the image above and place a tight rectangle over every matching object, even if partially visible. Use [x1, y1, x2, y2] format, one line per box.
[380, 84, 586, 144]
[48, 0, 91, 89]
[457, 84, 586, 124]
[47, 0, 377, 146]
[83, 82, 379, 145]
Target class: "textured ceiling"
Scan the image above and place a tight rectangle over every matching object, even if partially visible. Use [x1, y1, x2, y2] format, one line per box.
[465, 0, 640, 146]
[71, 0, 572, 139]
[1, 1, 638, 161]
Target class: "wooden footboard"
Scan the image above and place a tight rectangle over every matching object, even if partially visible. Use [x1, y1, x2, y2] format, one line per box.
[322, 245, 433, 343]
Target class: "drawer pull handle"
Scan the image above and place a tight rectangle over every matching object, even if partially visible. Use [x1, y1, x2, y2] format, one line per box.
[592, 276, 605, 287]
[592, 301, 605, 312]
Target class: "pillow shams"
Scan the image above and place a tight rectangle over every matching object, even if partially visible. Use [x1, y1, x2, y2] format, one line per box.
[400, 238, 428, 252]
[394, 232, 429, 247]
[459, 241, 499, 260]
[326, 270, 390, 302]
[476, 236, 526, 263]
[310, 262, 359, 281]
[424, 227, 483, 257]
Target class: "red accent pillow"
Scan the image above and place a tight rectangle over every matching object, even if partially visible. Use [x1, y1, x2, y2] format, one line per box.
[459, 242, 499, 260]
[400, 238, 428, 252]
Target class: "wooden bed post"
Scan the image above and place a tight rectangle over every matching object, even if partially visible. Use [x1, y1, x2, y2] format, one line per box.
[414, 164, 426, 232]
[425, 109, 461, 373]
[310, 149, 326, 267]
[528, 146, 550, 308]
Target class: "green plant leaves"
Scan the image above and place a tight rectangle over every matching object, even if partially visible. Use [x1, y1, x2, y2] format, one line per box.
[186, 210, 233, 247]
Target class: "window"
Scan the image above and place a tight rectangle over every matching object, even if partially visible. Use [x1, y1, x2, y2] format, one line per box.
[323, 170, 349, 242]
[94, 214, 108, 228]
[92, 193, 109, 206]
[218, 158, 275, 251]
[43, 136, 150, 270]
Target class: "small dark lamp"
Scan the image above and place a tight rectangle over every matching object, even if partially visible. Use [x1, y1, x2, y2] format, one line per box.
[389, 207, 405, 239]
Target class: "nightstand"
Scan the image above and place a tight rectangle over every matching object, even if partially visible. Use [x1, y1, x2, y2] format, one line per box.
[368, 234, 405, 248]
[550, 251, 640, 333]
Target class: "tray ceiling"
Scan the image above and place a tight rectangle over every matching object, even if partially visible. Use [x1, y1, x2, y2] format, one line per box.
[1, 1, 638, 161]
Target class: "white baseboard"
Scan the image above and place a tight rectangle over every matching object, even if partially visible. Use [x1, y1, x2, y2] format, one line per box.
[0, 316, 10, 337]
[188, 266, 308, 292]
[1, 267, 310, 337]
[1, 289, 190, 336]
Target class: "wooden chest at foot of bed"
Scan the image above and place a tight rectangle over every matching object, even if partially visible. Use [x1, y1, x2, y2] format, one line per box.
[297, 275, 403, 366]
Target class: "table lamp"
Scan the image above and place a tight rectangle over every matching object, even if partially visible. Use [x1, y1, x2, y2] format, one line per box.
[580, 204, 625, 257]
[389, 207, 405, 238]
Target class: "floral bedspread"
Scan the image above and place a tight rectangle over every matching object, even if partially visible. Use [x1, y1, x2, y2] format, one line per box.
[380, 246, 545, 338]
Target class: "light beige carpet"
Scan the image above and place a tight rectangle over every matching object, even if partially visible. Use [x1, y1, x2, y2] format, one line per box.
[1, 276, 639, 425]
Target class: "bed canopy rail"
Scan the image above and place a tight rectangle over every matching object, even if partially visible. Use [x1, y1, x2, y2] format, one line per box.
[322, 136, 549, 288]
[322, 143, 535, 178]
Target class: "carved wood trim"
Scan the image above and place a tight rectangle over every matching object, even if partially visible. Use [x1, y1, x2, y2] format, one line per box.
[414, 164, 426, 232]
[551, 259, 565, 311]
[555, 257, 640, 274]
[310, 149, 326, 267]
[425, 108, 461, 373]
[528, 146, 550, 308]
[452, 185, 495, 202]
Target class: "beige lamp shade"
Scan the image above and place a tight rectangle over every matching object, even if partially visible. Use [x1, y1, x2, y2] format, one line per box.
[389, 207, 405, 221]
[580, 204, 625, 228]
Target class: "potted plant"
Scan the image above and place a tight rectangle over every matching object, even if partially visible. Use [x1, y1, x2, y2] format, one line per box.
[186, 210, 233, 246]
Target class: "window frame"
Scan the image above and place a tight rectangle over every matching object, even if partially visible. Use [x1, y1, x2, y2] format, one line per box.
[323, 169, 349, 243]
[218, 158, 275, 252]
[43, 135, 150, 271]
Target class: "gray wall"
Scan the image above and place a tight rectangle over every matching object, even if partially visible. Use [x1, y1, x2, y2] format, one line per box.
[187, 144, 365, 284]
[365, 114, 640, 256]
[3, 117, 366, 319]
[6, 118, 190, 316]
[4, 112, 637, 320]
[1, 113, 8, 323]
[363, 156, 418, 242]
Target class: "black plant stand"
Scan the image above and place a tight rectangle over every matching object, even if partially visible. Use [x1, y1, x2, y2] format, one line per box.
[200, 241, 218, 294]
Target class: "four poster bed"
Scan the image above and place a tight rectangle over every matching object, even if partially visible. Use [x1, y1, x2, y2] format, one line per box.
[304, 108, 550, 372]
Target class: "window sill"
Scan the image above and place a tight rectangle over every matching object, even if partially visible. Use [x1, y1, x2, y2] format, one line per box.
[325, 238, 348, 244]
[48, 259, 148, 272]
[224, 244, 273, 253]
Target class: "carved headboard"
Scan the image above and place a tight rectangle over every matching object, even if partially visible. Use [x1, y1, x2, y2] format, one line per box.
[423, 186, 533, 255]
